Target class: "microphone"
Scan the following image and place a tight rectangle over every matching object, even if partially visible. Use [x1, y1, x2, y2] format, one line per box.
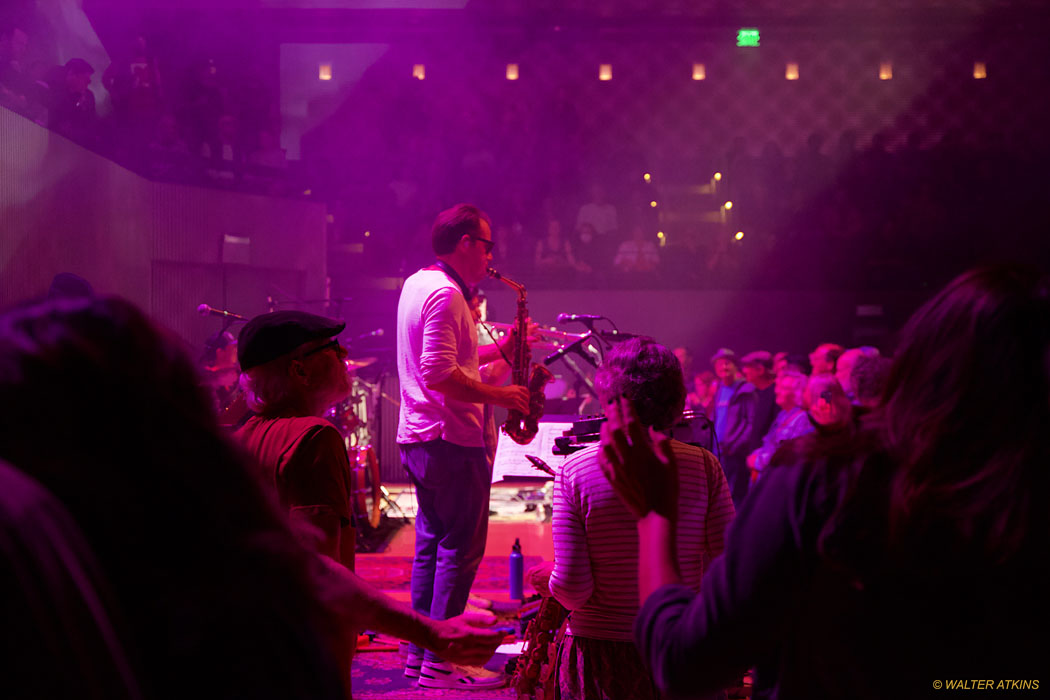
[544, 334, 590, 366]
[356, 328, 385, 340]
[197, 304, 247, 321]
[557, 313, 603, 324]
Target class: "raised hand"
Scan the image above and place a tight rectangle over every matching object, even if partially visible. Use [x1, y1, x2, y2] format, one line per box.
[598, 397, 679, 521]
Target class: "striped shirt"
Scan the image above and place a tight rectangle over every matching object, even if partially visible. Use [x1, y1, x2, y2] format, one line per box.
[550, 440, 735, 641]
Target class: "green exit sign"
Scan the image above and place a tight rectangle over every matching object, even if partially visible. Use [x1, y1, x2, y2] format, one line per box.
[737, 28, 760, 47]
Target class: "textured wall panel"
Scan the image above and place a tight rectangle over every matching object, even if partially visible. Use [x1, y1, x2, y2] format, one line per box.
[1, 108, 328, 347]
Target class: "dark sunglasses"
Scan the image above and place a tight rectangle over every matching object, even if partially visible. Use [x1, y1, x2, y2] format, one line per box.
[467, 235, 495, 254]
[300, 339, 341, 358]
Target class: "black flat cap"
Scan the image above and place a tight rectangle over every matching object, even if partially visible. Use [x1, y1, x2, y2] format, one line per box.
[238, 311, 345, 371]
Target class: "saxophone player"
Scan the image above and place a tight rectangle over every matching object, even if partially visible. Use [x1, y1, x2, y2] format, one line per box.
[396, 203, 532, 689]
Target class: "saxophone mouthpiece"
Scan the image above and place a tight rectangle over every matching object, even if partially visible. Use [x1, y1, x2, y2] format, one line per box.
[487, 267, 502, 280]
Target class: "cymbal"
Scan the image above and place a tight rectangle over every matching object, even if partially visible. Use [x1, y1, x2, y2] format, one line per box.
[346, 357, 377, 370]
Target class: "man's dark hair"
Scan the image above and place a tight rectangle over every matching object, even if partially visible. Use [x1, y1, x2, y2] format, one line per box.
[431, 203, 492, 256]
[825, 346, 844, 369]
[851, 355, 891, 405]
[595, 336, 686, 431]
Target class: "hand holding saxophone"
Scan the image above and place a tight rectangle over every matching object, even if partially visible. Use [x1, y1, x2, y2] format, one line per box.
[488, 267, 554, 444]
[494, 384, 531, 414]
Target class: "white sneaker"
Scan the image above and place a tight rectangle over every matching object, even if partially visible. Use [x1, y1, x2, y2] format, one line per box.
[417, 660, 506, 690]
[404, 651, 423, 679]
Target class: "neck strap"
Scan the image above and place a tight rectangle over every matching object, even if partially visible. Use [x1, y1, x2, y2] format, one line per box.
[434, 260, 474, 302]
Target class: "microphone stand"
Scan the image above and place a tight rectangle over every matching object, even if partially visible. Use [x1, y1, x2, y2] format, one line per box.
[543, 332, 598, 368]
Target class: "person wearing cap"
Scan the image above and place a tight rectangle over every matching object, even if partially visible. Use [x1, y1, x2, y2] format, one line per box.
[709, 348, 756, 507]
[235, 311, 356, 567]
[49, 57, 97, 144]
[740, 350, 779, 455]
[396, 203, 531, 690]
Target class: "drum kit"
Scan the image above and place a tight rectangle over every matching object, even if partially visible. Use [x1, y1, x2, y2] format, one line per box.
[326, 355, 390, 529]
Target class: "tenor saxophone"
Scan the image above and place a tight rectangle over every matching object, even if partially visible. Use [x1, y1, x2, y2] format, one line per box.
[489, 267, 553, 445]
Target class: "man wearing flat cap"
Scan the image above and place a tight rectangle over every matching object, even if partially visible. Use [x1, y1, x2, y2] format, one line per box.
[235, 310, 356, 570]
[740, 350, 779, 456]
[710, 348, 757, 507]
[234, 310, 512, 697]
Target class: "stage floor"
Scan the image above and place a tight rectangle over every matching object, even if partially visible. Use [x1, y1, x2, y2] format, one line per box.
[358, 482, 555, 601]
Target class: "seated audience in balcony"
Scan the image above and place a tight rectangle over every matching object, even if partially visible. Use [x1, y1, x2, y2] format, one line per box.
[535, 218, 588, 280]
[203, 113, 244, 181]
[103, 34, 163, 146]
[0, 24, 32, 113]
[249, 126, 287, 170]
[572, 222, 603, 274]
[49, 58, 97, 145]
[576, 183, 618, 236]
[613, 224, 660, 275]
[600, 264, 1050, 699]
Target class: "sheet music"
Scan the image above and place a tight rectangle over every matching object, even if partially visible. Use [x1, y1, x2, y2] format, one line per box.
[491, 421, 574, 483]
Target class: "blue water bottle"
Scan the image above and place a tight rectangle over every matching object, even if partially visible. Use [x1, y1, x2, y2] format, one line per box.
[510, 538, 524, 600]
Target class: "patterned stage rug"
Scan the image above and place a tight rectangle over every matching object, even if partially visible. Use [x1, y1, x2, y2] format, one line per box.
[356, 555, 545, 591]
[352, 649, 517, 700]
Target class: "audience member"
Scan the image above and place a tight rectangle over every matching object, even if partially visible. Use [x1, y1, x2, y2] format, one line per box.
[613, 225, 660, 275]
[782, 352, 812, 375]
[746, 369, 812, 479]
[771, 351, 789, 376]
[236, 311, 357, 568]
[599, 264, 1050, 698]
[739, 350, 778, 452]
[835, 346, 880, 402]
[673, 346, 694, 378]
[576, 183, 618, 238]
[203, 113, 244, 180]
[0, 24, 31, 112]
[250, 126, 288, 170]
[546, 337, 734, 700]
[572, 222, 603, 274]
[850, 353, 892, 409]
[709, 348, 756, 506]
[535, 218, 587, 279]
[146, 113, 192, 179]
[102, 34, 163, 145]
[808, 342, 844, 375]
[0, 458, 141, 699]
[803, 373, 851, 432]
[47, 271, 94, 299]
[49, 58, 97, 145]
[0, 296, 504, 700]
[686, 370, 717, 417]
[235, 310, 360, 688]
